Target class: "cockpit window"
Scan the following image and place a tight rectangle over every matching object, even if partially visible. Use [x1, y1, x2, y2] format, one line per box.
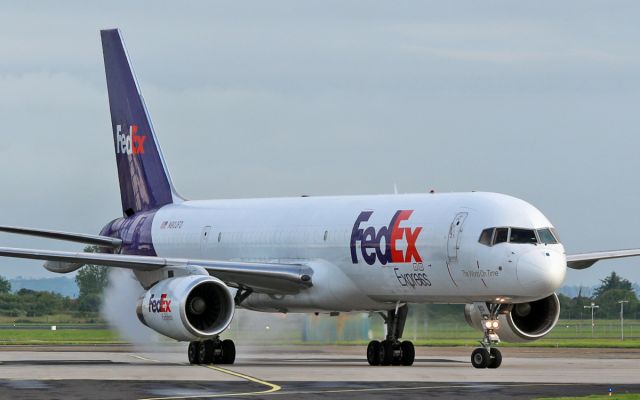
[480, 226, 560, 246]
[493, 228, 509, 244]
[478, 228, 494, 246]
[537, 228, 558, 244]
[510, 228, 537, 244]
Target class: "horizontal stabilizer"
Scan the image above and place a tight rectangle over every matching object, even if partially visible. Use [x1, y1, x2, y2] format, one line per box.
[566, 249, 640, 269]
[0, 225, 122, 248]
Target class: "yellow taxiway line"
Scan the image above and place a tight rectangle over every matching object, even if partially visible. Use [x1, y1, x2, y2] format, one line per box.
[138, 364, 281, 400]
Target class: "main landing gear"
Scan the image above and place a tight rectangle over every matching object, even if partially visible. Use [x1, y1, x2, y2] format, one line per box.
[367, 304, 415, 366]
[187, 288, 251, 366]
[188, 337, 236, 365]
[470, 302, 502, 369]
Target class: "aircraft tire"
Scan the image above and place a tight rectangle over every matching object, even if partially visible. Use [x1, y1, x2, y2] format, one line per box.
[391, 347, 402, 366]
[367, 340, 381, 366]
[198, 340, 215, 364]
[487, 348, 502, 369]
[188, 341, 201, 365]
[400, 341, 415, 366]
[471, 348, 490, 369]
[221, 339, 236, 364]
[379, 340, 394, 366]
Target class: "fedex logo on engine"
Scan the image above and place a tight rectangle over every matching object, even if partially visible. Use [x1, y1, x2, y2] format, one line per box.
[116, 124, 147, 155]
[148, 293, 172, 313]
[350, 210, 423, 265]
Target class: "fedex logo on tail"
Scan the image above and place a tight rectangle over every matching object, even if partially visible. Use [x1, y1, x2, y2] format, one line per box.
[149, 293, 172, 313]
[116, 124, 147, 155]
[350, 210, 423, 265]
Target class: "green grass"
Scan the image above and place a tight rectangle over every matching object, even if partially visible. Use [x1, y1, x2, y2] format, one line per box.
[414, 338, 640, 348]
[285, 338, 640, 348]
[537, 394, 640, 399]
[375, 319, 640, 348]
[400, 319, 640, 341]
[0, 329, 122, 345]
[1, 317, 640, 347]
[0, 313, 104, 324]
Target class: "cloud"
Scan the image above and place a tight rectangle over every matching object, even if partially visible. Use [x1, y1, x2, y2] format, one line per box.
[0, 1, 639, 286]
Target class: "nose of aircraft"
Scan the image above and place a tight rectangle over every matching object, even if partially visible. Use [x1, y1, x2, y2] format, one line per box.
[517, 249, 566, 294]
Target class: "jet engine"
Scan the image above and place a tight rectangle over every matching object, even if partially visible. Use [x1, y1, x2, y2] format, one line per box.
[464, 293, 560, 342]
[136, 275, 235, 341]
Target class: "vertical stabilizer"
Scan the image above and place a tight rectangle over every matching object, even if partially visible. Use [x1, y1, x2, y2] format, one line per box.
[100, 29, 181, 216]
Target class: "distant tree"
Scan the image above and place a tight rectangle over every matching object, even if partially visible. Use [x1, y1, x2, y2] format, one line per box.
[77, 293, 102, 313]
[17, 288, 36, 296]
[0, 276, 10, 293]
[593, 271, 633, 298]
[74, 246, 109, 312]
[594, 288, 638, 318]
[75, 265, 109, 299]
[75, 246, 109, 298]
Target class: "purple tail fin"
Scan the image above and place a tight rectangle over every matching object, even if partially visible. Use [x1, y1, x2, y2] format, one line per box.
[100, 29, 181, 216]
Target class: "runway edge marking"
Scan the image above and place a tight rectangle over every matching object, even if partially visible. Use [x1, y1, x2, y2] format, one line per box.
[138, 364, 282, 400]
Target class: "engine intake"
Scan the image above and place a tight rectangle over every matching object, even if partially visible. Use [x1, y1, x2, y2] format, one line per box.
[136, 275, 235, 341]
[464, 293, 560, 342]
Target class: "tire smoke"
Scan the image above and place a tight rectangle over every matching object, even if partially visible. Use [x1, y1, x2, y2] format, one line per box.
[101, 268, 162, 347]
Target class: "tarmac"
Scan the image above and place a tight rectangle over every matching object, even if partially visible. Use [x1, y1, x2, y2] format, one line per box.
[0, 344, 639, 399]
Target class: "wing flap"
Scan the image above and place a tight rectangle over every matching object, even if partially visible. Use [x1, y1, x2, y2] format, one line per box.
[201, 262, 313, 294]
[566, 249, 640, 269]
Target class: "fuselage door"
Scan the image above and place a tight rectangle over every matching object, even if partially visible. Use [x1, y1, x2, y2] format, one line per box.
[200, 226, 212, 256]
[447, 212, 468, 262]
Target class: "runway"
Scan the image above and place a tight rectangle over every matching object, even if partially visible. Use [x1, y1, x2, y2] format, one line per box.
[1, 345, 639, 399]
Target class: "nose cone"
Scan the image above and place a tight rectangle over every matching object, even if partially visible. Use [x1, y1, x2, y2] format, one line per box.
[517, 249, 566, 294]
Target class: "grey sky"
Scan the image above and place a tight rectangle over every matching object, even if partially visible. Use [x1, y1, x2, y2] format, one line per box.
[0, 1, 639, 286]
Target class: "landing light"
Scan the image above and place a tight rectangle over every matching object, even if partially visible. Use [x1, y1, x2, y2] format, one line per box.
[484, 320, 500, 330]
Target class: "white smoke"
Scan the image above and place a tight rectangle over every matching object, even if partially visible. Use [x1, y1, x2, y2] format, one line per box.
[101, 268, 163, 348]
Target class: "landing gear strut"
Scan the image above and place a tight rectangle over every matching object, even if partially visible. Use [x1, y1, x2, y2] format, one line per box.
[367, 304, 415, 366]
[470, 302, 502, 369]
[188, 337, 236, 365]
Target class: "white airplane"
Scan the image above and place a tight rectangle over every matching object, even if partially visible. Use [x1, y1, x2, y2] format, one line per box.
[1, 29, 637, 369]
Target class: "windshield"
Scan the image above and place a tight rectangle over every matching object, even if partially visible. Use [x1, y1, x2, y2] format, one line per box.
[479, 226, 560, 246]
[494, 228, 509, 244]
[510, 228, 538, 244]
[537, 228, 558, 244]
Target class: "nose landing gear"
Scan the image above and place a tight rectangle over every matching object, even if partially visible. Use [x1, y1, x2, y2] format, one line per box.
[471, 347, 501, 369]
[366, 304, 415, 366]
[470, 302, 502, 369]
[187, 337, 236, 365]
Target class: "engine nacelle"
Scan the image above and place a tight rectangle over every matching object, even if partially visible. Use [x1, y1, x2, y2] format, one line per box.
[44, 260, 84, 273]
[136, 275, 235, 341]
[464, 293, 560, 343]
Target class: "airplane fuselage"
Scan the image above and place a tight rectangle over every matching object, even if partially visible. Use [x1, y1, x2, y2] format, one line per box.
[102, 191, 567, 313]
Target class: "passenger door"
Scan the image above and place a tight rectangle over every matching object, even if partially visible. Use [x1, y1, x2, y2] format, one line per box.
[447, 212, 468, 263]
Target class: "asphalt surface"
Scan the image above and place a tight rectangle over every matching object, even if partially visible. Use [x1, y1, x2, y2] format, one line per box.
[1, 380, 639, 400]
[0, 345, 639, 399]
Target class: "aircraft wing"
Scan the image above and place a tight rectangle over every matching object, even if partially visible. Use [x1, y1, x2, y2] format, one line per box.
[566, 249, 640, 269]
[0, 225, 122, 248]
[0, 247, 313, 295]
